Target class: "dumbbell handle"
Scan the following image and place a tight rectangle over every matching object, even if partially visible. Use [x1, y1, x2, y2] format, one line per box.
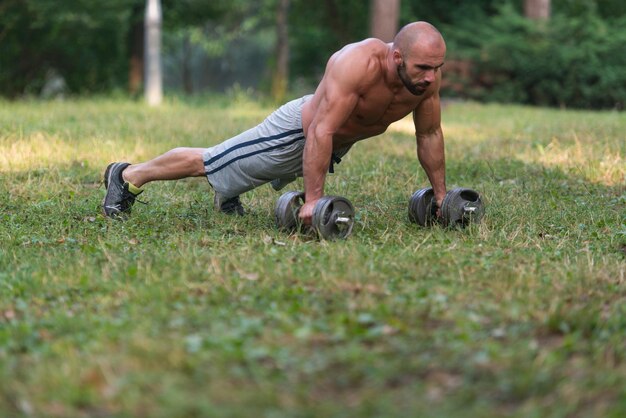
[293, 211, 351, 224]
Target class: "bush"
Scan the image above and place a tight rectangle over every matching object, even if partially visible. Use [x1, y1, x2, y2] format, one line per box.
[445, 5, 626, 109]
[0, 0, 131, 98]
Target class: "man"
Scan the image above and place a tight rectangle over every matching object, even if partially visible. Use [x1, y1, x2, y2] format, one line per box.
[102, 21, 447, 224]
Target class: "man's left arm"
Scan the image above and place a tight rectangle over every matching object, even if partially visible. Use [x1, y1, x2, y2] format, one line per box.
[413, 92, 446, 209]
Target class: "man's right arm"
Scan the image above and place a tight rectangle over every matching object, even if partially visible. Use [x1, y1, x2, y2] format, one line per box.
[299, 49, 367, 224]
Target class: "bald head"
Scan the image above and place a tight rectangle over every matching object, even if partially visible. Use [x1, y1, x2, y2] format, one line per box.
[390, 22, 446, 96]
[393, 22, 446, 60]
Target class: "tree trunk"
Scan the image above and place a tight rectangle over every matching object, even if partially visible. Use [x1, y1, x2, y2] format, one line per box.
[144, 0, 162, 106]
[524, 0, 550, 20]
[128, 3, 144, 96]
[323, 0, 351, 44]
[182, 32, 193, 95]
[271, 0, 289, 103]
[369, 0, 400, 42]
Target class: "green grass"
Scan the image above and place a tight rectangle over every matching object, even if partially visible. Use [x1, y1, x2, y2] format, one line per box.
[0, 96, 624, 418]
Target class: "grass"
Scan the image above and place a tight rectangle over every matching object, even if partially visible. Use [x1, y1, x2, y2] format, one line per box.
[0, 95, 624, 418]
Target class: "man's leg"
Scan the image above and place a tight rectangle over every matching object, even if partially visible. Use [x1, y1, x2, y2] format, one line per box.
[102, 147, 206, 219]
[103, 95, 310, 219]
[122, 147, 206, 187]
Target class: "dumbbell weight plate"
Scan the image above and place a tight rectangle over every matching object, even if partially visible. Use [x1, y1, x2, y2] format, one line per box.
[275, 191, 305, 230]
[408, 187, 437, 226]
[311, 196, 355, 240]
[441, 187, 484, 227]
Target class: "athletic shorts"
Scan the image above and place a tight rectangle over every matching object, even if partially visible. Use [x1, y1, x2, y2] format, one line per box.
[203, 94, 351, 199]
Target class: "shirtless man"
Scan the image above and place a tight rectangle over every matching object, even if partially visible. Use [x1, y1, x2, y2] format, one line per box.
[102, 21, 447, 224]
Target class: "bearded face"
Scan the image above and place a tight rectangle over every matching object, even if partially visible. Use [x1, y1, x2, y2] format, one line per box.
[397, 60, 429, 96]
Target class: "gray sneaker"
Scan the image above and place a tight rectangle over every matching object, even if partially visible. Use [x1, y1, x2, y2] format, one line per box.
[102, 162, 142, 219]
[214, 193, 245, 216]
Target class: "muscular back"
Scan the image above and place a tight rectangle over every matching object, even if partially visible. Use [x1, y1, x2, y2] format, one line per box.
[301, 38, 440, 149]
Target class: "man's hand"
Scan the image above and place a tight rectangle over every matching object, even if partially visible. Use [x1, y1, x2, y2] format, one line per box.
[298, 199, 319, 225]
[435, 193, 445, 219]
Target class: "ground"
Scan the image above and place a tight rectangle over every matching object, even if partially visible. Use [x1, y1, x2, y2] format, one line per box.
[0, 96, 624, 417]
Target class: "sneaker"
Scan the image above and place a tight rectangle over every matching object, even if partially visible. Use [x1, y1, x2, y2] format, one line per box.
[102, 162, 142, 219]
[214, 193, 245, 216]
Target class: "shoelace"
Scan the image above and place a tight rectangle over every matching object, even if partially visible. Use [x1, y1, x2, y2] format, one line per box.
[120, 189, 148, 208]
[126, 191, 148, 206]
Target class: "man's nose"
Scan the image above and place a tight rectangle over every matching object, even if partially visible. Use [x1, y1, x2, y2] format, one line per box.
[424, 69, 436, 83]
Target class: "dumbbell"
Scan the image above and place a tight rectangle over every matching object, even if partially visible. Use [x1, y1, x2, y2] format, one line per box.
[275, 191, 355, 240]
[408, 187, 485, 228]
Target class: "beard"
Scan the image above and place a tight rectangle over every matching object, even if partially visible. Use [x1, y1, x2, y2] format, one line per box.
[397, 61, 429, 96]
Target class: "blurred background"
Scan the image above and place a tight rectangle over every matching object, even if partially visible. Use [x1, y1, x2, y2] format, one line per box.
[0, 0, 624, 109]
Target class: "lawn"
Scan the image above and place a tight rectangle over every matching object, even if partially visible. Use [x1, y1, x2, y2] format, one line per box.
[0, 96, 624, 417]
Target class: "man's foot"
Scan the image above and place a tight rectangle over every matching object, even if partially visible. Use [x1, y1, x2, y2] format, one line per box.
[214, 193, 245, 216]
[102, 162, 143, 219]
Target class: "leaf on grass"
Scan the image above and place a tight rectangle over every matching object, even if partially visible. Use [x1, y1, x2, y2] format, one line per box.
[2, 309, 16, 320]
[262, 235, 286, 246]
[338, 282, 387, 295]
[241, 272, 259, 281]
[38, 329, 53, 341]
[491, 327, 506, 339]
[366, 324, 397, 337]
[185, 334, 203, 353]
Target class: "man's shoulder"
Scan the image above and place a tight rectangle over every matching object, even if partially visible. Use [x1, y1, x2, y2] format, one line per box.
[354, 37, 389, 50]
[330, 38, 388, 77]
[339, 38, 388, 59]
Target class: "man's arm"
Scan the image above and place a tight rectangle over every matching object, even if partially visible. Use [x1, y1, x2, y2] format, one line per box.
[413, 92, 446, 209]
[299, 49, 368, 223]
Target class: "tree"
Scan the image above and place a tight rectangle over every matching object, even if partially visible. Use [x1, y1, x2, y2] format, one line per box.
[369, 0, 400, 42]
[524, 0, 550, 20]
[271, 0, 290, 102]
[128, 2, 144, 96]
[0, 0, 132, 97]
[145, 0, 162, 106]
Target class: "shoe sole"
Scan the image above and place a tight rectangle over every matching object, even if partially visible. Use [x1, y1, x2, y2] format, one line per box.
[103, 163, 114, 189]
[101, 162, 128, 219]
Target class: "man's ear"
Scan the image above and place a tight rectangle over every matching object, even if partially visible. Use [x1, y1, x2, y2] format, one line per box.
[392, 49, 403, 66]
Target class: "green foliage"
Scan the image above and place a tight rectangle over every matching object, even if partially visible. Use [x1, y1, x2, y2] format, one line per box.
[289, 0, 626, 109]
[2, 0, 626, 109]
[162, 0, 277, 95]
[555, 0, 626, 20]
[402, 0, 507, 26]
[0, 98, 625, 416]
[448, 5, 626, 109]
[0, 0, 231, 97]
[289, 0, 369, 82]
[0, 0, 133, 96]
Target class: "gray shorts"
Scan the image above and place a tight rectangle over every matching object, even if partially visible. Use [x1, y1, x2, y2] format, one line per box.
[203, 94, 351, 199]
